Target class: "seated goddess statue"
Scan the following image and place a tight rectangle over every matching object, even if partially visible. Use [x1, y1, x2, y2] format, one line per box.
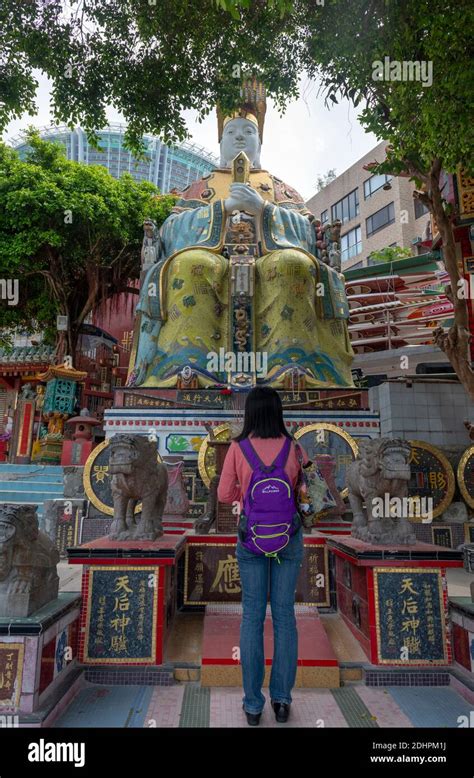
[128, 80, 353, 389]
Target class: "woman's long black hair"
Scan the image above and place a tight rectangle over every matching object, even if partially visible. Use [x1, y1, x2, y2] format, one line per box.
[234, 387, 292, 441]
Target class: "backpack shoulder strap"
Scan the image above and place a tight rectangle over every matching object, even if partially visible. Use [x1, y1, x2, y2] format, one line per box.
[271, 436, 292, 469]
[238, 438, 264, 472]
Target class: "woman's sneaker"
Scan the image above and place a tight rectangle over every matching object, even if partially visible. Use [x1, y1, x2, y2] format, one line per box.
[271, 700, 290, 722]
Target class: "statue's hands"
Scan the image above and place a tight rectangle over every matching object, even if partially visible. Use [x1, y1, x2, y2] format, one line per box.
[224, 183, 265, 217]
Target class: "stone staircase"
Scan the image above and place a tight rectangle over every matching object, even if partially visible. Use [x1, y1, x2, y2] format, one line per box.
[0, 463, 64, 520]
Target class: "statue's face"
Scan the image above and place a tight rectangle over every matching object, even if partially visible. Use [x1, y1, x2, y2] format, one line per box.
[220, 118, 261, 168]
[380, 448, 411, 481]
[109, 442, 138, 475]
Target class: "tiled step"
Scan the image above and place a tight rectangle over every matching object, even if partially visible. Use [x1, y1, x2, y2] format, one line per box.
[201, 604, 340, 689]
[0, 481, 63, 492]
[0, 471, 63, 482]
[0, 465, 64, 517]
[0, 489, 63, 500]
[0, 464, 63, 475]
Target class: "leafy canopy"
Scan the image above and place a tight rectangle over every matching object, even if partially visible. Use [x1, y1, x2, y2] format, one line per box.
[1, 0, 471, 176]
[0, 130, 175, 348]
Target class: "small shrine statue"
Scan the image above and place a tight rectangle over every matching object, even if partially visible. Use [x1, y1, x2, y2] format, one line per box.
[129, 78, 353, 389]
[141, 219, 161, 271]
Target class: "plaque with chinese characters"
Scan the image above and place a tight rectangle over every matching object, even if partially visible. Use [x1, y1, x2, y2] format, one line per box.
[83, 567, 159, 664]
[56, 503, 83, 556]
[0, 643, 24, 709]
[431, 526, 452, 548]
[184, 541, 329, 606]
[373, 568, 447, 664]
[408, 441, 455, 519]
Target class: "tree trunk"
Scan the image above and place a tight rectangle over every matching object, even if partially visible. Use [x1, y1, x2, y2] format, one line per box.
[429, 164, 474, 402]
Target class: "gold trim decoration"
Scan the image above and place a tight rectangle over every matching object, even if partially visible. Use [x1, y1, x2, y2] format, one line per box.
[373, 567, 447, 665]
[0, 642, 24, 709]
[408, 440, 455, 520]
[197, 423, 233, 488]
[294, 422, 359, 500]
[83, 439, 163, 516]
[457, 445, 474, 509]
[83, 566, 159, 664]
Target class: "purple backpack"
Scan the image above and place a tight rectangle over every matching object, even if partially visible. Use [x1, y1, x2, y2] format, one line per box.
[237, 437, 301, 562]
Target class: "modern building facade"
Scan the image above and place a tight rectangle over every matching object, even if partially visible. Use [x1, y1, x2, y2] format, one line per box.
[306, 140, 431, 270]
[11, 124, 219, 193]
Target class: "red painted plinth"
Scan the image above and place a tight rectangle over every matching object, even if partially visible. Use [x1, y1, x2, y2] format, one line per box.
[328, 536, 463, 667]
[70, 534, 186, 666]
[201, 606, 338, 668]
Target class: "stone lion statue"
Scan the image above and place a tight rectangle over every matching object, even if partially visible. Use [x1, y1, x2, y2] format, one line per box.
[0, 504, 59, 617]
[109, 435, 168, 541]
[346, 438, 416, 545]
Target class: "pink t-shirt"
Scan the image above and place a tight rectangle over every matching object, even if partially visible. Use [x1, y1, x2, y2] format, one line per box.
[217, 434, 309, 512]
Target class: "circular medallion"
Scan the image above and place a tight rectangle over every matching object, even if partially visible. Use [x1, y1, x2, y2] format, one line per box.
[294, 423, 359, 499]
[407, 440, 455, 520]
[457, 445, 474, 509]
[198, 423, 233, 487]
[83, 439, 163, 516]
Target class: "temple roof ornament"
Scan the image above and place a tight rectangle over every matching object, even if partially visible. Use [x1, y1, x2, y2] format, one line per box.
[36, 362, 88, 382]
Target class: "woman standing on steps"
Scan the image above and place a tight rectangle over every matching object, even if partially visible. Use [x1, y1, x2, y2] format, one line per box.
[217, 386, 309, 726]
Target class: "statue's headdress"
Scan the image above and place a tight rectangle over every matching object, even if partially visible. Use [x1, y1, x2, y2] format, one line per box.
[217, 77, 267, 142]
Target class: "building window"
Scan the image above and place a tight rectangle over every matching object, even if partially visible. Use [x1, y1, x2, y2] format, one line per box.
[321, 209, 329, 225]
[366, 202, 395, 237]
[414, 199, 429, 219]
[331, 189, 359, 225]
[363, 174, 392, 198]
[341, 226, 362, 263]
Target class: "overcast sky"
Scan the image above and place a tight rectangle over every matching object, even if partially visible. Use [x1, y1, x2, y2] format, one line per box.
[4, 73, 379, 201]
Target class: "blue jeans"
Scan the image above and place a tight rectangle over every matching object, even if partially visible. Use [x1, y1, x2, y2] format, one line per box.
[235, 527, 304, 714]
